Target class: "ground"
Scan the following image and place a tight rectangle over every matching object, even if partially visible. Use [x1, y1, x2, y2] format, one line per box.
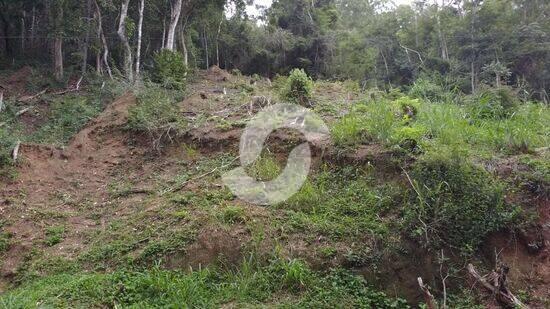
[0, 66, 548, 307]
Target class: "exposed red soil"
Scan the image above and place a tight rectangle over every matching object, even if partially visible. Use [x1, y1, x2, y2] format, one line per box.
[0, 92, 139, 283]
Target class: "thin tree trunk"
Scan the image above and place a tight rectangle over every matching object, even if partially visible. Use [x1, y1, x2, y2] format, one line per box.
[117, 0, 133, 81]
[54, 37, 63, 80]
[21, 11, 25, 50]
[161, 18, 166, 49]
[81, 0, 91, 74]
[180, 26, 188, 66]
[30, 6, 35, 47]
[135, 0, 144, 76]
[204, 27, 209, 68]
[93, 0, 112, 79]
[165, 0, 183, 51]
[215, 18, 222, 66]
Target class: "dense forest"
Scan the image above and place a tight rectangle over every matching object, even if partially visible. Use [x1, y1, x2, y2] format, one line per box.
[0, 0, 549, 308]
[0, 0, 548, 100]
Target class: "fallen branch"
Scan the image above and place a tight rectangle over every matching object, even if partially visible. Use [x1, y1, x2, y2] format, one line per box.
[0, 91, 4, 112]
[16, 106, 33, 117]
[467, 264, 529, 309]
[18, 89, 46, 103]
[52, 76, 84, 95]
[417, 277, 437, 309]
[12, 141, 21, 162]
[163, 156, 239, 195]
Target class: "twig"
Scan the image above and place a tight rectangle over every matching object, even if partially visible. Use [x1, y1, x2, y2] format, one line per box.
[417, 277, 437, 309]
[18, 89, 46, 102]
[163, 156, 239, 195]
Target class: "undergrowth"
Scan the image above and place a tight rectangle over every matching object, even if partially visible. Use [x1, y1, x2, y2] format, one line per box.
[0, 258, 408, 308]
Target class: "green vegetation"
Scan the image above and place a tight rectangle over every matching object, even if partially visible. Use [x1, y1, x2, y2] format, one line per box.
[152, 50, 187, 90]
[405, 151, 520, 252]
[127, 85, 187, 149]
[44, 226, 66, 247]
[282, 69, 314, 106]
[0, 258, 407, 308]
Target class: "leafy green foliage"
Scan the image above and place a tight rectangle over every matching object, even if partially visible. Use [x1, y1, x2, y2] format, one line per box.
[152, 50, 187, 90]
[405, 151, 520, 252]
[282, 69, 314, 106]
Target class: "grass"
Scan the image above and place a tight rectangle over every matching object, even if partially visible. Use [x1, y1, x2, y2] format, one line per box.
[278, 167, 402, 241]
[0, 258, 408, 308]
[44, 226, 66, 247]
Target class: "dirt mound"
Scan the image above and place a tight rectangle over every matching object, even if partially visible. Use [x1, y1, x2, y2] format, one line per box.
[206, 65, 232, 82]
[0, 66, 32, 97]
[0, 92, 138, 284]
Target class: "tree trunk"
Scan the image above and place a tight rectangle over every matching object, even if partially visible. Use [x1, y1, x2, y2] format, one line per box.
[180, 27, 188, 67]
[165, 0, 183, 51]
[54, 36, 63, 80]
[21, 11, 25, 51]
[161, 18, 166, 49]
[215, 18, 222, 66]
[93, 0, 112, 79]
[204, 28, 209, 68]
[135, 0, 144, 76]
[30, 6, 36, 47]
[436, 2, 448, 60]
[81, 0, 91, 74]
[117, 0, 133, 81]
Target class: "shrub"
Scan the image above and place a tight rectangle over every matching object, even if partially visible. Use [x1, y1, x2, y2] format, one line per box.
[409, 77, 448, 103]
[467, 87, 518, 120]
[282, 69, 314, 106]
[127, 85, 187, 150]
[152, 50, 187, 90]
[405, 151, 520, 252]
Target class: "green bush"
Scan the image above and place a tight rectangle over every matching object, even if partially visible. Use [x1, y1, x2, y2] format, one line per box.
[152, 50, 187, 90]
[282, 69, 314, 106]
[127, 85, 187, 149]
[409, 77, 448, 103]
[405, 151, 520, 252]
[467, 87, 518, 120]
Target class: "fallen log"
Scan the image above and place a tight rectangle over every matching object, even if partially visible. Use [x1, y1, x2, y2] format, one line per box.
[467, 264, 529, 309]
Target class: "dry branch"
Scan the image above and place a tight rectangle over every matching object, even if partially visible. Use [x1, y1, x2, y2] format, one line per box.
[16, 106, 33, 117]
[18, 89, 46, 102]
[0, 91, 3, 112]
[417, 277, 437, 309]
[467, 264, 529, 309]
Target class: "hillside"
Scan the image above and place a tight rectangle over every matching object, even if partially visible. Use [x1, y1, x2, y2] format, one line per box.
[0, 66, 548, 307]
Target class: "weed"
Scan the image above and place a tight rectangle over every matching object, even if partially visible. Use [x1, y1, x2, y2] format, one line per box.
[45, 226, 66, 247]
[245, 154, 282, 181]
[219, 205, 247, 224]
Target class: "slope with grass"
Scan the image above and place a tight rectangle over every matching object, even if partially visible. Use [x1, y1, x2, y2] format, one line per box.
[0, 67, 548, 307]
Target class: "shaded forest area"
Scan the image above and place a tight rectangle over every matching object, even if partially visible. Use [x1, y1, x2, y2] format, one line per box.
[0, 0, 548, 101]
